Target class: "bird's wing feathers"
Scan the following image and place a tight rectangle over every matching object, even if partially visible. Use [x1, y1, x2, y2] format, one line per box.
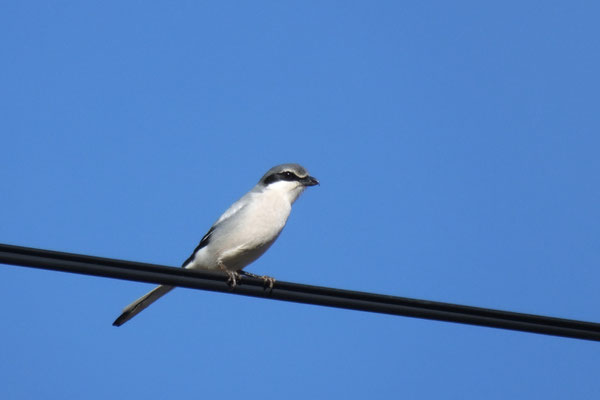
[214, 193, 252, 225]
[181, 225, 215, 267]
[181, 195, 251, 267]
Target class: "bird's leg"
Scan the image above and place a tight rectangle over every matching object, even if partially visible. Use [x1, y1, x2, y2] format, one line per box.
[240, 271, 276, 291]
[218, 261, 240, 288]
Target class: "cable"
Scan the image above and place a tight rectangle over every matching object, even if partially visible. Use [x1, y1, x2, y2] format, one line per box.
[1, 242, 599, 341]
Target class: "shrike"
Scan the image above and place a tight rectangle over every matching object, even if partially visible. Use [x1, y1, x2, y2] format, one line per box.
[113, 163, 319, 326]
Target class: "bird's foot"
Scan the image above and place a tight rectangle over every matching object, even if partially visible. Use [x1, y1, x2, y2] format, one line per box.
[225, 270, 241, 288]
[240, 271, 276, 291]
[260, 275, 276, 291]
[218, 261, 240, 288]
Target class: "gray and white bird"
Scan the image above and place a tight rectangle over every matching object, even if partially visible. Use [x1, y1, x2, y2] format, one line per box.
[113, 163, 319, 326]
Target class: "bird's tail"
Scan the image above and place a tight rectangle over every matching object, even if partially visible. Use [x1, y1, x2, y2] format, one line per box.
[112, 285, 174, 327]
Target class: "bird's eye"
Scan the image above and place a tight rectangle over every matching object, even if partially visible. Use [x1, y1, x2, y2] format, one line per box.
[284, 171, 293, 177]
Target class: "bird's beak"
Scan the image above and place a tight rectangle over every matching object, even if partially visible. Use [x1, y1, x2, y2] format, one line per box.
[302, 175, 320, 187]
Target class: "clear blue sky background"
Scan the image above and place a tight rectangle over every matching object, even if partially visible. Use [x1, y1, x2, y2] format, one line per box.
[1, 2, 599, 399]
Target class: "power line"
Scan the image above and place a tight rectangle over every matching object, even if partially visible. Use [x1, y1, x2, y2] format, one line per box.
[1, 242, 599, 341]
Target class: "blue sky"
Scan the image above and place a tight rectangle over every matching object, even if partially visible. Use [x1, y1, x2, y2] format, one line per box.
[1, 1, 599, 398]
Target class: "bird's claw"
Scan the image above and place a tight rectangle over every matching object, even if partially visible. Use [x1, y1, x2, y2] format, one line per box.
[239, 271, 276, 291]
[259, 275, 276, 291]
[225, 270, 241, 288]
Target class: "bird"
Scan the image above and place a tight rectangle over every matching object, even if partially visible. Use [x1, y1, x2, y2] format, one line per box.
[112, 163, 319, 326]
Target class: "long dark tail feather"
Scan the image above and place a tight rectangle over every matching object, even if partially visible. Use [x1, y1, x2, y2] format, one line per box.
[113, 285, 174, 327]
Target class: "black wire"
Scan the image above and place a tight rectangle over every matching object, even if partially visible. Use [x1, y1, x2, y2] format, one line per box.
[1, 243, 599, 341]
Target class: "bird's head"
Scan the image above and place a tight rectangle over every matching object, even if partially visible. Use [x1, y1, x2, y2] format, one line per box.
[259, 163, 319, 203]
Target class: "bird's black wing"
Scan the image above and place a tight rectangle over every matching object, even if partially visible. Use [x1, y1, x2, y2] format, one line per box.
[181, 226, 215, 267]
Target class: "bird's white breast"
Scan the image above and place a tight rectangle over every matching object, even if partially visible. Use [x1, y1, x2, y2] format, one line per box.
[188, 183, 297, 272]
